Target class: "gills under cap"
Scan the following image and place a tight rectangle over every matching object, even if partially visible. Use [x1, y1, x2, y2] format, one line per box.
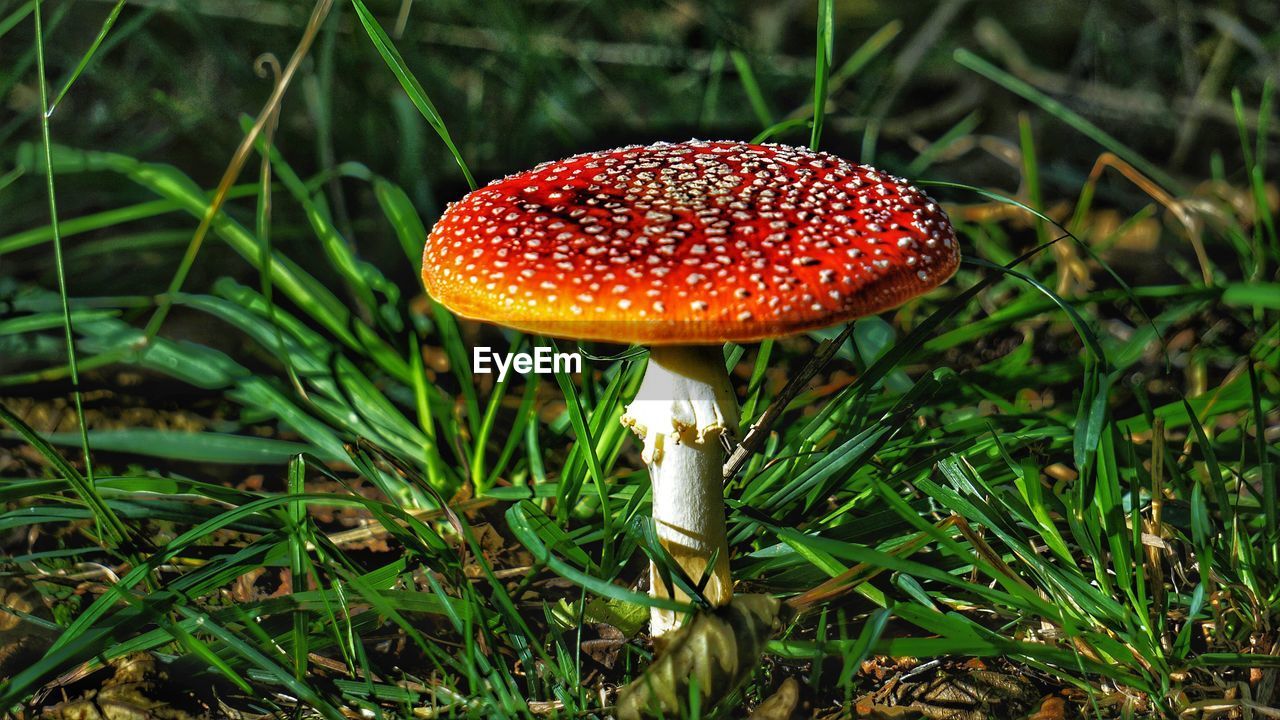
[422, 140, 959, 344]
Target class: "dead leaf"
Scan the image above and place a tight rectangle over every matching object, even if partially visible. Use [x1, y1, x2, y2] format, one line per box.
[44, 654, 195, 720]
[749, 677, 800, 720]
[581, 623, 626, 670]
[0, 585, 38, 631]
[1024, 695, 1067, 720]
[854, 698, 925, 719]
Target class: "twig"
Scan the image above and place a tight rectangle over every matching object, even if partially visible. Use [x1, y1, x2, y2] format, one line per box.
[722, 322, 856, 481]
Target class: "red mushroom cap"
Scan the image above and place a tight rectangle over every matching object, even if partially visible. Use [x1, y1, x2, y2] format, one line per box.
[423, 140, 959, 344]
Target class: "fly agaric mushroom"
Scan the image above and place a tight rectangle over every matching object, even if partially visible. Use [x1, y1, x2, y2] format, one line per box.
[422, 140, 958, 637]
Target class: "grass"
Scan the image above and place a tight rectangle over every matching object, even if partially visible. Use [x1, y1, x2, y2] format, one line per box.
[1, 1, 1278, 718]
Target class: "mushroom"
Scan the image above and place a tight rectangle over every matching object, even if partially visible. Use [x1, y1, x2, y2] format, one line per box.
[422, 140, 959, 637]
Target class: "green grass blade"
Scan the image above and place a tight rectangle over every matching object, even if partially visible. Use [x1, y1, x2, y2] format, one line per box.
[810, 0, 834, 150]
[552, 355, 606, 524]
[349, 0, 475, 190]
[954, 48, 1182, 194]
[28, 0, 104, 542]
[507, 501, 687, 613]
[728, 50, 775, 129]
[9, 429, 313, 464]
[45, 0, 127, 114]
[287, 456, 311, 682]
[0, 2, 35, 39]
[0, 402, 129, 545]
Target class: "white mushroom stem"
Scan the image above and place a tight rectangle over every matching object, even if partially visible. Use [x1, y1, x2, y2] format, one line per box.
[621, 345, 738, 638]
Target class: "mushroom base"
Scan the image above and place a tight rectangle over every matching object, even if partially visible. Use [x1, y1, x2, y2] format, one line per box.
[621, 346, 739, 638]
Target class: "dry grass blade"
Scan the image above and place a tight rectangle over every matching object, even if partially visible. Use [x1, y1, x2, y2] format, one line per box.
[143, 0, 334, 339]
[1072, 152, 1216, 286]
[1146, 417, 1169, 650]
